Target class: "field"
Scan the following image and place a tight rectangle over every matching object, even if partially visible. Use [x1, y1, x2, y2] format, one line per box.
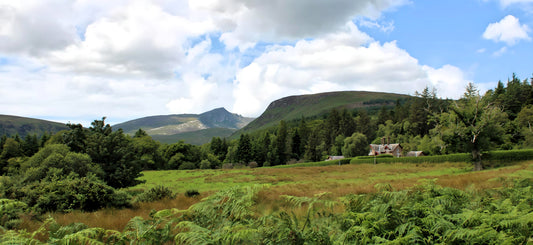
[36, 160, 533, 234]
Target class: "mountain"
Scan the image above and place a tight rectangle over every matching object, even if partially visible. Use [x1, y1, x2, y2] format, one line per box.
[238, 91, 410, 134]
[113, 108, 254, 144]
[0, 115, 68, 137]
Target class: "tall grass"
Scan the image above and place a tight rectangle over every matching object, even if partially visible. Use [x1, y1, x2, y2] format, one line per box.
[6, 176, 533, 244]
[16, 160, 533, 238]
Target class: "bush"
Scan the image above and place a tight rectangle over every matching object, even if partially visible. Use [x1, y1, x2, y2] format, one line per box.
[199, 160, 211, 169]
[178, 162, 197, 170]
[134, 186, 175, 203]
[0, 176, 131, 213]
[185, 189, 200, 198]
[0, 199, 28, 229]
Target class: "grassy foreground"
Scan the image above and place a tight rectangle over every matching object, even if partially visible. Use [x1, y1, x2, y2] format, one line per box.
[36, 161, 531, 230]
[8, 161, 533, 243]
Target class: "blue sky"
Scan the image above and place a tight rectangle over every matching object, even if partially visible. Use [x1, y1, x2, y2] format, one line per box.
[375, 0, 532, 86]
[0, 0, 532, 125]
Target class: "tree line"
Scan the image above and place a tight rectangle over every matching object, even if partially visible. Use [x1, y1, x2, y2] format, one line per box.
[1, 73, 533, 212]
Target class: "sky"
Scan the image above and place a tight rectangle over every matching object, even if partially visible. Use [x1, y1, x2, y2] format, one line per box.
[1, 0, 532, 125]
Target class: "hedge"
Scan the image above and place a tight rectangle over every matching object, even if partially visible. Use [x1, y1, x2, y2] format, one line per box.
[273, 158, 354, 168]
[350, 149, 533, 165]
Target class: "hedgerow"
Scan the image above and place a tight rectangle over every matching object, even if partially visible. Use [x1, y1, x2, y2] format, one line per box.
[350, 149, 533, 165]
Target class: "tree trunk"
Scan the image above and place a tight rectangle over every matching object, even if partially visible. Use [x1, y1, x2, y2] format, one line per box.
[472, 148, 483, 171]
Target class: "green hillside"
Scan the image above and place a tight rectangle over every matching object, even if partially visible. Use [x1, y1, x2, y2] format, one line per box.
[0, 115, 68, 137]
[238, 91, 410, 134]
[151, 128, 237, 145]
[113, 114, 198, 135]
[113, 108, 253, 144]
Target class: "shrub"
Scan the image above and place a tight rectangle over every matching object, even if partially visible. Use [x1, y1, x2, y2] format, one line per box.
[0, 199, 28, 229]
[134, 186, 175, 203]
[248, 162, 259, 168]
[199, 160, 211, 169]
[178, 162, 197, 170]
[185, 189, 200, 198]
[0, 176, 131, 213]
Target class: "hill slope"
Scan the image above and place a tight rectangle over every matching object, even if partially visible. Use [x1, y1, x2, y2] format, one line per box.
[113, 108, 253, 144]
[0, 115, 68, 137]
[238, 91, 410, 134]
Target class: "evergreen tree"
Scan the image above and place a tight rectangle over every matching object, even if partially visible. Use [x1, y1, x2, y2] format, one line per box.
[339, 109, 356, 137]
[236, 134, 253, 164]
[252, 132, 270, 166]
[21, 134, 39, 157]
[304, 129, 322, 162]
[273, 120, 288, 165]
[290, 128, 302, 159]
[356, 110, 374, 140]
[133, 128, 148, 138]
[297, 117, 309, 157]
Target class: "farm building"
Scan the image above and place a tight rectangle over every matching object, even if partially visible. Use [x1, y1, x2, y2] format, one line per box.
[406, 151, 425, 157]
[326, 156, 345, 161]
[369, 137, 402, 157]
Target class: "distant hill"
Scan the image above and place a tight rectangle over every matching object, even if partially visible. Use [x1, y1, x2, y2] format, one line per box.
[113, 108, 254, 145]
[0, 115, 68, 137]
[238, 91, 410, 134]
[152, 128, 237, 145]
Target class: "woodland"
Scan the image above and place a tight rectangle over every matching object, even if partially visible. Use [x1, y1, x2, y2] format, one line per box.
[0, 74, 532, 243]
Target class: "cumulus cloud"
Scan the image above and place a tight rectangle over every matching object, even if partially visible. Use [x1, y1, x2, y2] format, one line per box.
[483, 15, 530, 46]
[232, 24, 468, 116]
[47, 1, 215, 78]
[0, 0, 471, 123]
[0, 0, 78, 55]
[191, 0, 409, 50]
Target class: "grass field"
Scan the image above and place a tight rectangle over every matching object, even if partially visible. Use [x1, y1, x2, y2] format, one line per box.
[30, 160, 533, 233]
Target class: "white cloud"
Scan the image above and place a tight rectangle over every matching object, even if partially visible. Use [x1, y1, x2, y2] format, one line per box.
[232, 24, 468, 116]
[493, 46, 508, 56]
[0, 0, 78, 55]
[46, 1, 215, 79]
[499, 0, 533, 7]
[423, 65, 471, 99]
[358, 18, 395, 33]
[192, 0, 409, 50]
[0, 0, 473, 124]
[483, 15, 530, 46]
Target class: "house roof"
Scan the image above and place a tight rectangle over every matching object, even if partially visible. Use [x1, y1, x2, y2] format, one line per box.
[369, 143, 402, 155]
[327, 156, 345, 160]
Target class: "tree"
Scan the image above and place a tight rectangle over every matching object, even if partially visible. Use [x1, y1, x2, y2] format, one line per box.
[236, 134, 252, 164]
[21, 134, 39, 157]
[272, 120, 288, 165]
[342, 133, 368, 157]
[81, 118, 145, 188]
[304, 130, 322, 162]
[0, 138, 23, 174]
[356, 110, 374, 140]
[252, 132, 271, 166]
[516, 105, 533, 133]
[437, 83, 507, 171]
[133, 128, 148, 138]
[210, 137, 228, 162]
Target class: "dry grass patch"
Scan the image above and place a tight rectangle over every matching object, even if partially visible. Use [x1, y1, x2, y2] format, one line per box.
[19, 161, 533, 233]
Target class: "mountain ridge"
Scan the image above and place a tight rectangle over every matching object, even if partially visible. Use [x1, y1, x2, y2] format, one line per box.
[237, 91, 411, 135]
[112, 107, 254, 144]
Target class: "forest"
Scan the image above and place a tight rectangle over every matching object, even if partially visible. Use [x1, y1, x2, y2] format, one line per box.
[0, 74, 533, 243]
